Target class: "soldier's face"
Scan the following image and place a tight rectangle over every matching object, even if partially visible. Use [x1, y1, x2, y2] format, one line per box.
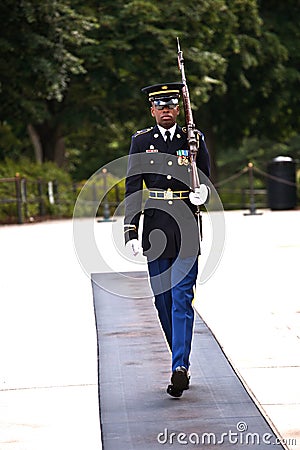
[150, 104, 180, 129]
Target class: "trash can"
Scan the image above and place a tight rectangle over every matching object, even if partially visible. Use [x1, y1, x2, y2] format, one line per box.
[267, 156, 297, 210]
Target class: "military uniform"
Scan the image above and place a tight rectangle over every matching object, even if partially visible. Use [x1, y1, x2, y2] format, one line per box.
[124, 83, 210, 397]
[124, 124, 210, 256]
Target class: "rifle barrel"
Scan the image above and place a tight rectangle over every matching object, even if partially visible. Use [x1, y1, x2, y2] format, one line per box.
[176, 38, 200, 190]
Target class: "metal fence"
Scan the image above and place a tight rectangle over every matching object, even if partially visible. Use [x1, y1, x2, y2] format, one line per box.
[0, 163, 298, 224]
[0, 173, 121, 224]
[215, 162, 298, 214]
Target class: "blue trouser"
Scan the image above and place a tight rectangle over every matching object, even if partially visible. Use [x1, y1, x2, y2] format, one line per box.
[147, 256, 198, 372]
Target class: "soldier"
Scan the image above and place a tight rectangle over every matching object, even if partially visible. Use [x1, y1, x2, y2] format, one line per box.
[124, 83, 210, 397]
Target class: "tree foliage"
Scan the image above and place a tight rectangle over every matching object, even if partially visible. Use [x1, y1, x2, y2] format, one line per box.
[0, 0, 97, 163]
[0, 0, 299, 182]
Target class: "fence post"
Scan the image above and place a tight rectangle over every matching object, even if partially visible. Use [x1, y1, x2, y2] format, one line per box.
[21, 177, 28, 219]
[15, 173, 23, 224]
[48, 181, 55, 205]
[102, 168, 110, 220]
[97, 168, 116, 223]
[244, 163, 262, 216]
[114, 183, 120, 203]
[37, 178, 45, 217]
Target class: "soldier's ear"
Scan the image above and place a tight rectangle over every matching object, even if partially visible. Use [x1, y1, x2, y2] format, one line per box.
[150, 106, 155, 117]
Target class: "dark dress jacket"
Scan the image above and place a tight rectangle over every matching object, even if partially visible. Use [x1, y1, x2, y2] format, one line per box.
[124, 124, 210, 260]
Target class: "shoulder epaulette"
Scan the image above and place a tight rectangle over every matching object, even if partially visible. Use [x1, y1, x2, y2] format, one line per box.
[133, 127, 153, 138]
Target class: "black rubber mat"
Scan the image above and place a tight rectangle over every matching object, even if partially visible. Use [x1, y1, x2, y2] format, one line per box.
[92, 272, 284, 450]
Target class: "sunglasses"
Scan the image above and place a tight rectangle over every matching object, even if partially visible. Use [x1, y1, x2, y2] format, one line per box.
[154, 104, 177, 110]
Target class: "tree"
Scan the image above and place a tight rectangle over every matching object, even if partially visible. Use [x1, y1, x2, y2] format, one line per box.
[68, 0, 264, 180]
[0, 0, 97, 165]
[201, 0, 300, 180]
[258, 0, 300, 138]
[1, 0, 299, 184]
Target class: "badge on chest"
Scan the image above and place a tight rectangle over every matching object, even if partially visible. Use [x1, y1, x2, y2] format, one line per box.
[176, 150, 190, 166]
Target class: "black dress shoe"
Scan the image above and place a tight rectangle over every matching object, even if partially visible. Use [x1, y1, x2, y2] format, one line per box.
[171, 366, 189, 391]
[167, 366, 189, 398]
[167, 384, 183, 398]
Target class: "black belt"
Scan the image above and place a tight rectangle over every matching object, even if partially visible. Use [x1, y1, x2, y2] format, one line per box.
[149, 190, 189, 200]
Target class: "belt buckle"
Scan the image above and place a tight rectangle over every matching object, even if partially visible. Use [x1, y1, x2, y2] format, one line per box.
[164, 190, 173, 200]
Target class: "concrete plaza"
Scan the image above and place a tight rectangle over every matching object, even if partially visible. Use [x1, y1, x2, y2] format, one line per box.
[0, 209, 299, 449]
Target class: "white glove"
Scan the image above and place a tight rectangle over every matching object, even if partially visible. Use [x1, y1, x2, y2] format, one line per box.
[125, 239, 141, 257]
[189, 185, 210, 206]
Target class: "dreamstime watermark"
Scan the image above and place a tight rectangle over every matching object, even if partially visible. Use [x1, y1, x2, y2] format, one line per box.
[157, 421, 297, 446]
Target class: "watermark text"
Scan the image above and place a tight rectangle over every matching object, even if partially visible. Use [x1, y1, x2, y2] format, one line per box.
[157, 421, 297, 446]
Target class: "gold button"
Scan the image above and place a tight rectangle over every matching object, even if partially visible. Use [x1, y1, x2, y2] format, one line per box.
[168, 161, 173, 166]
[168, 200, 173, 205]
[167, 175, 172, 179]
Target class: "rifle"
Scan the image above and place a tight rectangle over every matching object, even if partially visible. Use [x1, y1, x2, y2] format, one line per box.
[177, 37, 209, 250]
